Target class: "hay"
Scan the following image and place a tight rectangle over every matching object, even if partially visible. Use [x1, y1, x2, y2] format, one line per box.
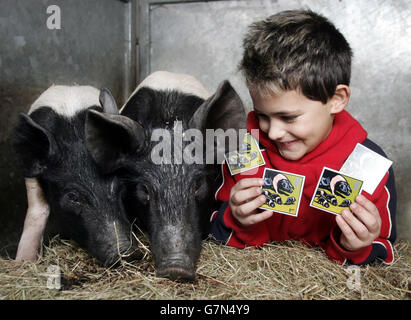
[0, 235, 409, 300]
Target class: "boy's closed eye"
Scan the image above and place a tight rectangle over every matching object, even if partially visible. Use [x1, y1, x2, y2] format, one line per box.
[255, 112, 269, 120]
[255, 111, 298, 123]
[280, 115, 298, 122]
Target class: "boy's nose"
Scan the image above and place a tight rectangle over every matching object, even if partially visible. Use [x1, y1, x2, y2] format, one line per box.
[267, 121, 286, 141]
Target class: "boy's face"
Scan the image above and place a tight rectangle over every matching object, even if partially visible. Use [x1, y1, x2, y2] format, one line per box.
[251, 89, 336, 161]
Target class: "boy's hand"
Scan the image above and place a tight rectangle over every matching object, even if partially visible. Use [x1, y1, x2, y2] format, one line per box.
[336, 194, 381, 251]
[229, 178, 273, 227]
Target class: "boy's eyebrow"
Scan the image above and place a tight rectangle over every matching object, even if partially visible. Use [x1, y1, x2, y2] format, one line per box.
[253, 106, 302, 116]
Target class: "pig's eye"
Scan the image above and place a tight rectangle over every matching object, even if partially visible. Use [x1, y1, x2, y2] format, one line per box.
[66, 191, 81, 205]
[61, 191, 84, 215]
[194, 179, 205, 196]
[136, 184, 150, 204]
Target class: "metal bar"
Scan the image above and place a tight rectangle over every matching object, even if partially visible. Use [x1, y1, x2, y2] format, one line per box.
[138, 0, 151, 82]
[123, 0, 137, 101]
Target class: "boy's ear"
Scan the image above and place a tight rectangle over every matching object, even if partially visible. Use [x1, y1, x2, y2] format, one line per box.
[329, 84, 350, 114]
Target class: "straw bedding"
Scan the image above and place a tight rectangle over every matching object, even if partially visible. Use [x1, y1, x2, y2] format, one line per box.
[0, 234, 409, 300]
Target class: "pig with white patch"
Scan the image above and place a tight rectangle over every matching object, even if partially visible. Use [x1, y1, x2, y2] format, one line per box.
[319, 171, 352, 198]
[12, 85, 142, 266]
[85, 71, 246, 281]
[264, 172, 294, 195]
[317, 170, 353, 208]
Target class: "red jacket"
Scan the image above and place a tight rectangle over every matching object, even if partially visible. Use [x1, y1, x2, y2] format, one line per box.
[209, 110, 396, 265]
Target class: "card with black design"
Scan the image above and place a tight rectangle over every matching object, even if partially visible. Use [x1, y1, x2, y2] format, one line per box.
[225, 132, 265, 175]
[340, 143, 392, 195]
[259, 168, 305, 217]
[310, 167, 363, 215]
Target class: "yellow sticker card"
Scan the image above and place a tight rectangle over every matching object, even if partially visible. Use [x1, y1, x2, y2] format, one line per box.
[259, 168, 305, 217]
[310, 167, 363, 215]
[225, 133, 265, 175]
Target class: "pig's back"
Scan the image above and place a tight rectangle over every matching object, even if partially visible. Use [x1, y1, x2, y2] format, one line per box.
[29, 85, 100, 118]
[120, 71, 211, 113]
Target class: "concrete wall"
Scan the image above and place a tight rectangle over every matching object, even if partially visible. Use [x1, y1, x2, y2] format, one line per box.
[0, 0, 136, 256]
[140, 0, 411, 240]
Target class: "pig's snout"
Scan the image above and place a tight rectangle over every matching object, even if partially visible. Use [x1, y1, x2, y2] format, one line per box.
[156, 256, 196, 282]
[149, 218, 201, 282]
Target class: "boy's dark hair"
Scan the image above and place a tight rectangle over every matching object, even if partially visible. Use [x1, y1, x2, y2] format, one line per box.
[239, 10, 352, 103]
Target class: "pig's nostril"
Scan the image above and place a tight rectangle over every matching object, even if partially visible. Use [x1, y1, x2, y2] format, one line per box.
[156, 266, 196, 282]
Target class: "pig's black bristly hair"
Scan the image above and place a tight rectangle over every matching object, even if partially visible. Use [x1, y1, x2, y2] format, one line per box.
[121, 87, 205, 130]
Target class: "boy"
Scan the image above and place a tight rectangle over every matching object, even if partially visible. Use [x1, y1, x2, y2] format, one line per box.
[209, 10, 396, 265]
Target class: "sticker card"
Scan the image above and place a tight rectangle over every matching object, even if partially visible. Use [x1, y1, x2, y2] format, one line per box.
[259, 168, 305, 217]
[225, 133, 265, 175]
[340, 143, 392, 195]
[310, 167, 363, 216]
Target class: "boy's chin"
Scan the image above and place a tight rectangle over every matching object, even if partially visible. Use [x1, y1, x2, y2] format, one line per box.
[279, 152, 303, 161]
[278, 148, 306, 161]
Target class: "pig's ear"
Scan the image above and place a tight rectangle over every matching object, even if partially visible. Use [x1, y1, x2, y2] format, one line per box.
[188, 80, 246, 131]
[12, 113, 58, 177]
[99, 88, 119, 115]
[120, 87, 153, 123]
[85, 110, 145, 174]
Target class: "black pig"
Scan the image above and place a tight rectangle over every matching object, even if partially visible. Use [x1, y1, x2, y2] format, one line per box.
[264, 172, 294, 195]
[12, 85, 142, 266]
[319, 171, 352, 198]
[85, 71, 246, 281]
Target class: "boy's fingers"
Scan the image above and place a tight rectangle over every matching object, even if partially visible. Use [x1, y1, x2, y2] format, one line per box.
[336, 214, 359, 245]
[231, 187, 263, 206]
[236, 195, 266, 217]
[235, 178, 264, 191]
[355, 194, 379, 217]
[354, 195, 382, 233]
[341, 210, 369, 241]
[241, 210, 273, 227]
[350, 202, 381, 234]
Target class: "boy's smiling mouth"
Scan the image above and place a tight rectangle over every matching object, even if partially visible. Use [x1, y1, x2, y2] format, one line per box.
[277, 139, 298, 149]
[275, 139, 305, 160]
